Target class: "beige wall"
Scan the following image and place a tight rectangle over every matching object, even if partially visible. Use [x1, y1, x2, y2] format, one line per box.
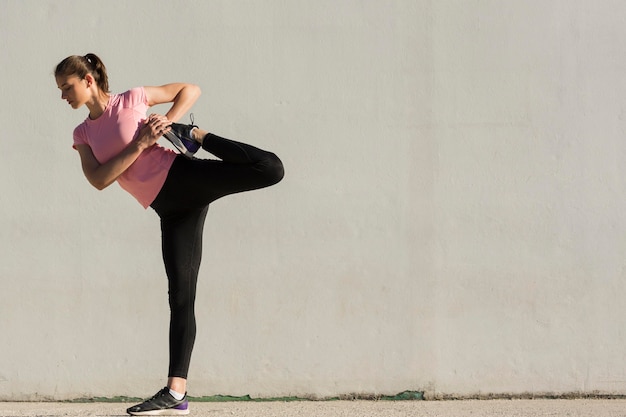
[1, 0, 626, 400]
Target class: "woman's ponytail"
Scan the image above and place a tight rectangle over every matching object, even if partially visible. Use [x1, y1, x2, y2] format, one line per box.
[83, 53, 109, 93]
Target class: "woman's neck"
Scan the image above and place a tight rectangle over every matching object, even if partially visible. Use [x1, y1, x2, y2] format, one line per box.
[86, 91, 110, 120]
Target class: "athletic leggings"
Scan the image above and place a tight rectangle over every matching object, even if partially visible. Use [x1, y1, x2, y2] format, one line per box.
[150, 132, 284, 378]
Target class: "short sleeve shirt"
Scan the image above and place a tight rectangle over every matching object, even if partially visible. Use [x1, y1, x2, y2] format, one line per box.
[73, 87, 177, 208]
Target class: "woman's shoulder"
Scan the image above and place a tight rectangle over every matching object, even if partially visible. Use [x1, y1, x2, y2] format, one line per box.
[123, 86, 145, 95]
[72, 120, 89, 144]
[120, 87, 148, 108]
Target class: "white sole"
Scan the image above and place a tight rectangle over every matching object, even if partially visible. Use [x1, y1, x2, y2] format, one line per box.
[129, 408, 189, 416]
[162, 132, 194, 158]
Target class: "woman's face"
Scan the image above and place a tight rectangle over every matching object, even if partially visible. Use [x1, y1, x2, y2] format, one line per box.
[56, 74, 90, 109]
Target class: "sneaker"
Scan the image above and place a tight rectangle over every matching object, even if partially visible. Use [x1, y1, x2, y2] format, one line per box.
[162, 114, 201, 159]
[126, 387, 189, 416]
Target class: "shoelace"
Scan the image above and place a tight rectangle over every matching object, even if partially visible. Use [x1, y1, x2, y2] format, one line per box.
[149, 388, 169, 401]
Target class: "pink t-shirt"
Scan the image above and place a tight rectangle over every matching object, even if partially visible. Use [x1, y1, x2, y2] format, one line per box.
[73, 87, 177, 208]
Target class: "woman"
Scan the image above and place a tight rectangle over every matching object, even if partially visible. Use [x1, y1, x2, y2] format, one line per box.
[54, 53, 284, 416]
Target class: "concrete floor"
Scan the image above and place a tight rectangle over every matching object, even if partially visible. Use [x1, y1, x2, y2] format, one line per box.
[1, 399, 626, 417]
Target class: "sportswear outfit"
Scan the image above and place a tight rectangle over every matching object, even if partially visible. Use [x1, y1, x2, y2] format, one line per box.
[73, 87, 284, 409]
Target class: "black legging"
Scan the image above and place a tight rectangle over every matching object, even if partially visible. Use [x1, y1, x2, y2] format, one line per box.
[150, 132, 284, 378]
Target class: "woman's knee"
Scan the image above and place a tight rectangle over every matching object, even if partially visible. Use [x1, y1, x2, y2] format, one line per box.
[262, 152, 284, 185]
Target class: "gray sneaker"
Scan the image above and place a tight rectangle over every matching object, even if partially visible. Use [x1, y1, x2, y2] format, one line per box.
[126, 387, 189, 416]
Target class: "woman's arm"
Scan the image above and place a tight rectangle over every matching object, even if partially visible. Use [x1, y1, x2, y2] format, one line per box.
[144, 83, 201, 122]
[76, 115, 170, 190]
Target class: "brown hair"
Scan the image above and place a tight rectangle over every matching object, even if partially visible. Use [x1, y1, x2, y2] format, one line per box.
[54, 53, 110, 92]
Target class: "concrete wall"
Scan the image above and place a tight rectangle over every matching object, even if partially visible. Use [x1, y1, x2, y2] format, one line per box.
[1, 0, 626, 400]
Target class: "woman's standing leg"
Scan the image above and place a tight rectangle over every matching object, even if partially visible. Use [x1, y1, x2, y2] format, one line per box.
[160, 206, 209, 387]
[126, 204, 207, 415]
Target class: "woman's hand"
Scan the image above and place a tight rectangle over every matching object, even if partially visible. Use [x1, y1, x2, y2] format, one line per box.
[135, 113, 171, 151]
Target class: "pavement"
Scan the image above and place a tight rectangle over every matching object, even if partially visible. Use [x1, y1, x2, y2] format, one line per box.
[2, 399, 626, 417]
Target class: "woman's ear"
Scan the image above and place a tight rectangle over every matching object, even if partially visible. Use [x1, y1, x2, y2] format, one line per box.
[84, 73, 95, 88]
